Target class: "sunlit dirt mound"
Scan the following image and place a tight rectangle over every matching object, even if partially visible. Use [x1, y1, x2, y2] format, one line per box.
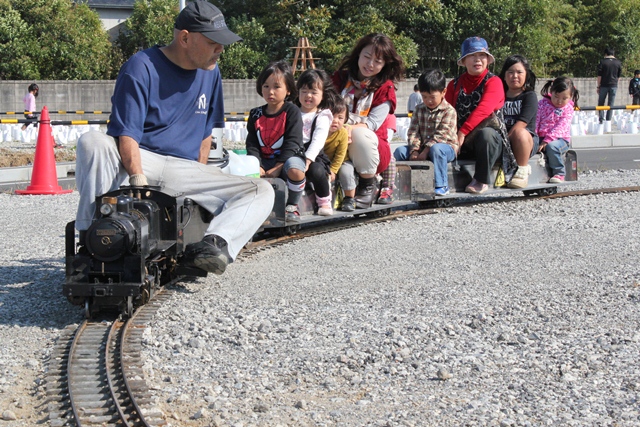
[0, 147, 76, 168]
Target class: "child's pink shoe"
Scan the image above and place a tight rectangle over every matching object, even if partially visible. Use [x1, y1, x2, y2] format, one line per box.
[548, 175, 565, 183]
[316, 194, 333, 216]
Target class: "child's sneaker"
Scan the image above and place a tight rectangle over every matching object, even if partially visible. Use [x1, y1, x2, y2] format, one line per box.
[341, 197, 356, 212]
[285, 204, 300, 222]
[376, 187, 393, 204]
[434, 186, 449, 196]
[316, 194, 333, 216]
[317, 204, 333, 216]
[548, 175, 565, 183]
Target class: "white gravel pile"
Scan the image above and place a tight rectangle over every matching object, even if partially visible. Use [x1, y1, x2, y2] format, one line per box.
[0, 169, 639, 426]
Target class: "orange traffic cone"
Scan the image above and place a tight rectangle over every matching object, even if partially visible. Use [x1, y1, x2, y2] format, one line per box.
[15, 106, 72, 195]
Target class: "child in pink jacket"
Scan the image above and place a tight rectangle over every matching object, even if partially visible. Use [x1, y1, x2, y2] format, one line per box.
[536, 76, 579, 183]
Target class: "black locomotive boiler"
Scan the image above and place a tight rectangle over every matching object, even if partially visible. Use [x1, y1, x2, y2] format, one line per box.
[64, 187, 210, 318]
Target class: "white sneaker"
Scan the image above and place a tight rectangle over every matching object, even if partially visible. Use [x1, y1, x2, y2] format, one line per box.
[316, 193, 333, 216]
[317, 203, 333, 216]
[508, 166, 530, 189]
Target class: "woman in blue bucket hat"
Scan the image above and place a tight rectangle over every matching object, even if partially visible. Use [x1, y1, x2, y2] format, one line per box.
[444, 37, 517, 193]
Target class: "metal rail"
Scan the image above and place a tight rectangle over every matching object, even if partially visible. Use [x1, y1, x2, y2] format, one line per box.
[105, 319, 135, 426]
[63, 291, 174, 427]
[67, 320, 120, 426]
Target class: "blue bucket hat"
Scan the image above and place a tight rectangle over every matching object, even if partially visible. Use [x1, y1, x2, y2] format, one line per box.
[457, 37, 495, 66]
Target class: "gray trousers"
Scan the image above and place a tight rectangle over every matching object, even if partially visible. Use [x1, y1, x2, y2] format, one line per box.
[75, 131, 274, 260]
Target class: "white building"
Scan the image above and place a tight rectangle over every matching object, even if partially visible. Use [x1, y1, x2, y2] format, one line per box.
[86, 0, 135, 41]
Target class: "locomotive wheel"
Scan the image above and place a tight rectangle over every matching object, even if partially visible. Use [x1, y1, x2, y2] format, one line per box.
[125, 297, 134, 318]
[538, 187, 557, 196]
[418, 200, 437, 209]
[280, 225, 300, 236]
[435, 198, 454, 208]
[141, 288, 151, 305]
[366, 208, 390, 218]
[84, 299, 91, 319]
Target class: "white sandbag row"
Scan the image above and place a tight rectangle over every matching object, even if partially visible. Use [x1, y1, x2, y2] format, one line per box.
[1, 121, 251, 145]
[571, 109, 640, 136]
[609, 109, 640, 134]
[223, 122, 249, 142]
[0, 123, 100, 146]
[0, 124, 38, 143]
[395, 117, 411, 141]
[3, 109, 634, 147]
[396, 110, 640, 142]
[52, 125, 101, 146]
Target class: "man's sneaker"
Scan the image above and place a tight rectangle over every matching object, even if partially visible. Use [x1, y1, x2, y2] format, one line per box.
[376, 187, 393, 204]
[285, 204, 301, 222]
[183, 234, 229, 275]
[434, 186, 449, 196]
[548, 174, 565, 183]
[508, 165, 530, 189]
[341, 197, 356, 212]
[354, 182, 378, 208]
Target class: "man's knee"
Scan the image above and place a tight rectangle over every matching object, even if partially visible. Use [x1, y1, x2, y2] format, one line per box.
[255, 178, 275, 201]
[77, 131, 115, 156]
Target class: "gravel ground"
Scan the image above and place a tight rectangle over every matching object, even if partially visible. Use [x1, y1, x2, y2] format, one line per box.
[0, 170, 639, 426]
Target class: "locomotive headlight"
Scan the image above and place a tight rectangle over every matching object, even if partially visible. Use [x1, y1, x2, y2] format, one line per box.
[100, 196, 118, 216]
[100, 203, 114, 216]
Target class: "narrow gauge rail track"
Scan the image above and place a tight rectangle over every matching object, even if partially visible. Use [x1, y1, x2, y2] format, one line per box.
[47, 292, 174, 427]
[44, 184, 638, 425]
[243, 185, 640, 255]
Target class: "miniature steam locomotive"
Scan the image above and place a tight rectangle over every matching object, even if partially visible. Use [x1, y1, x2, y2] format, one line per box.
[63, 187, 210, 318]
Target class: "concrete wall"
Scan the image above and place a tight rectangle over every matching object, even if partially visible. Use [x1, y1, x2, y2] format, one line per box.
[0, 78, 632, 118]
[0, 80, 264, 119]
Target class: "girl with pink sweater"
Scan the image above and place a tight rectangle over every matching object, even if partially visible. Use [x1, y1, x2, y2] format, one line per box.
[535, 77, 579, 183]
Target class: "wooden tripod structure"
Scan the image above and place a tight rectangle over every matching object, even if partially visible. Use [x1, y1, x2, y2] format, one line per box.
[290, 37, 318, 74]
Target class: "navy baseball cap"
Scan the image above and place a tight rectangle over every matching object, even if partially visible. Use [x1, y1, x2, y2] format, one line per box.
[175, 1, 242, 45]
[457, 37, 495, 66]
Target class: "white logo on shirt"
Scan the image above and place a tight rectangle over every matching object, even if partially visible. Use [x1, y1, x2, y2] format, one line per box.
[198, 94, 207, 110]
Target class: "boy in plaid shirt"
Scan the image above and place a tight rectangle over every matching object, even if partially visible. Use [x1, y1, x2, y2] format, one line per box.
[394, 68, 458, 195]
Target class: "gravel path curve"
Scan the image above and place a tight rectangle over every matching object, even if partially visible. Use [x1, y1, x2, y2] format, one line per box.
[0, 169, 639, 426]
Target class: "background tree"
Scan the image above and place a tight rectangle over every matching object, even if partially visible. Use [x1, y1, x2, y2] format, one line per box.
[217, 17, 270, 79]
[569, 0, 640, 77]
[0, 0, 39, 79]
[3, 0, 640, 80]
[115, 0, 178, 60]
[383, 0, 457, 76]
[0, 0, 114, 79]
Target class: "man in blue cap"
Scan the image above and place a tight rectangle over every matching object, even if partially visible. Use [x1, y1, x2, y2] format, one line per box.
[75, 1, 274, 275]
